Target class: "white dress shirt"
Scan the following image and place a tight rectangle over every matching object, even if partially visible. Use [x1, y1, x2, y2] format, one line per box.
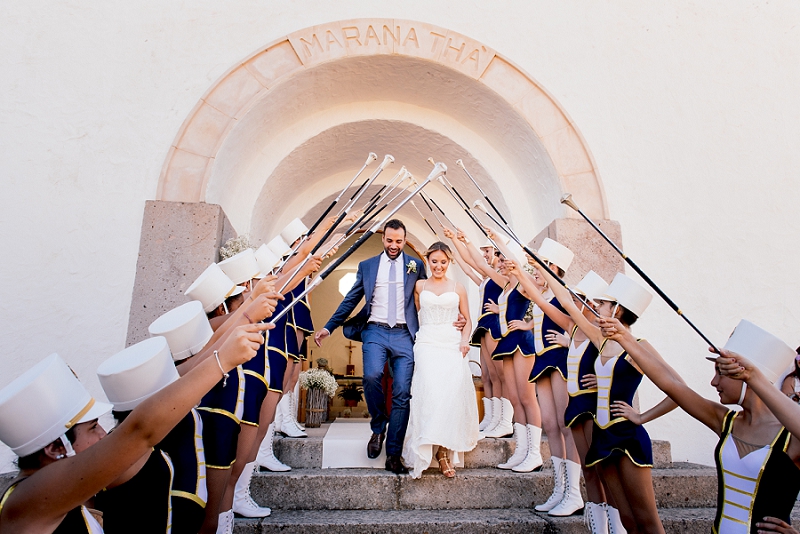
[369, 252, 406, 325]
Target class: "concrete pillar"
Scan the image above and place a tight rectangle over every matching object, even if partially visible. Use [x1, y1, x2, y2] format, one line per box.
[125, 200, 236, 346]
[530, 218, 625, 285]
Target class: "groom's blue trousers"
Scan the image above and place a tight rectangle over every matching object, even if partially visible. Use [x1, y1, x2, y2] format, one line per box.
[361, 322, 415, 456]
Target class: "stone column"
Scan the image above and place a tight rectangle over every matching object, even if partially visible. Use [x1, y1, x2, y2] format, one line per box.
[125, 200, 236, 346]
[530, 218, 625, 285]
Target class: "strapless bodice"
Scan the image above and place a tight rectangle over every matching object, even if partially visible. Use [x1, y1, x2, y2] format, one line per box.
[418, 290, 459, 326]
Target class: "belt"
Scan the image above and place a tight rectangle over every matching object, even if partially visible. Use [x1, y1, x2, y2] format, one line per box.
[368, 322, 408, 330]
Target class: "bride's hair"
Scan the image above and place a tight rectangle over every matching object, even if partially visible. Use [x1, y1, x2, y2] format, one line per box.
[424, 241, 453, 261]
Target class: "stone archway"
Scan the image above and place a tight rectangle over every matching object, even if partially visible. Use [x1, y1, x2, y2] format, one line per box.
[127, 19, 622, 345]
[156, 19, 607, 224]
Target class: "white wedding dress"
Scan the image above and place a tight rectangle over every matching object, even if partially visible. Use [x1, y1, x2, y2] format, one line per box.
[401, 284, 480, 478]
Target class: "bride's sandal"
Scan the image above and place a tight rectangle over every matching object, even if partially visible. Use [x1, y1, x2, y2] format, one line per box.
[437, 451, 456, 478]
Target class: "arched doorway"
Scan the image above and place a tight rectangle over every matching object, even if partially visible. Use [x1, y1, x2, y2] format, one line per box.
[127, 19, 622, 346]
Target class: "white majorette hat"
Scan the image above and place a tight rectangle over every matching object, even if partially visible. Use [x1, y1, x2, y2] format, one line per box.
[601, 273, 653, 318]
[97, 337, 179, 412]
[0, 354, 113, 457]
[573, 271, 609, 302]
[723, 320, 795, 385]
[267, 235, 292, 258]
[537, 238, 574, 272]
[229, 286, 246, 298]
[148, 301, 213, 362]
[218, 249, 260, 286]
[255, 244, 281, 275]
[280, 218, 309, 247]
[185, 263, 237, 313]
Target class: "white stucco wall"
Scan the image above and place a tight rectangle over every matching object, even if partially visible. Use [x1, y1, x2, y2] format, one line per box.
[2, 1, 800, 471]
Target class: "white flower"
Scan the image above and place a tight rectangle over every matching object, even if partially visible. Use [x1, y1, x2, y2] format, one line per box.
[219, 234, 253, 260]
[299, 368, 339, 397]
[406, 260, 417, 274]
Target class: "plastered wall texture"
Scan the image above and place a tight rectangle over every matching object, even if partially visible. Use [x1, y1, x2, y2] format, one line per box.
[2, 2, 800, 470]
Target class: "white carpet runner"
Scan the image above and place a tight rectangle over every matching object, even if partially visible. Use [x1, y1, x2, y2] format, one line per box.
[321, 418, 387, 469]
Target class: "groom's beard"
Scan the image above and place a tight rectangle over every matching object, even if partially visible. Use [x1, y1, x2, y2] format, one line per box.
[384, 247, 402, 260]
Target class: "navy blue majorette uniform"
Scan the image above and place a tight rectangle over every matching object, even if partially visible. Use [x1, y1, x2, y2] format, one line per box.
[289, 278, 314, 362]
[241, 303, 276, 428]
[492, 283, 536, 359]
[713, 410, 800, 534]
[0, 479, 104, 533]
[564, 326, 600, 428]
[284, 286, 300, 362]
[197, 365, 245, 469]
[95, 448, 175, 533]
[265, 293, 292, 394]
[469, 277, 502, 347]
[585, 342, 652, 468]
[529, 290, 569, 382]
[157, 408, 207, 534]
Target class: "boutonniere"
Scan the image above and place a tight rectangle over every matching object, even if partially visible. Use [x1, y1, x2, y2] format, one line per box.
[406, 260, 417, 274]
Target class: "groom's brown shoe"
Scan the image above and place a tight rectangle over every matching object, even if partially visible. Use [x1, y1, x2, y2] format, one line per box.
[367, 432, 385, 459]
[385, 455, 409, 474]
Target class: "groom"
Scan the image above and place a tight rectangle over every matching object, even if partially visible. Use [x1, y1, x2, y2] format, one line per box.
[315, 219, 461, 474]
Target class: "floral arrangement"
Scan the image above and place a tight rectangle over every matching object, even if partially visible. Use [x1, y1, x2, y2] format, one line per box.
[299, 368, 339, 397]
[219, 235, 253, 260]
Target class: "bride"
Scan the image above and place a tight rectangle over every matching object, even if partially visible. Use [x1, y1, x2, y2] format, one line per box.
[402, 241, 479, 478]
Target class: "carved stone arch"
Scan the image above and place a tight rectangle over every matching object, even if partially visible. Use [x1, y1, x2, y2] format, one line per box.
[129, 19, 622, 345]
[156, 19, 608, 227]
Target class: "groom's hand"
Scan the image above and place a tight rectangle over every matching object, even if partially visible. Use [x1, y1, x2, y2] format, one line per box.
[314, 328, 330, 347]
[453, 313, 467, 331]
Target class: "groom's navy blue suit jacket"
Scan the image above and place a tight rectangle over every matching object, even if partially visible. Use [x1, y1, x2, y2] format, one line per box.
[324, 252, 426, 340]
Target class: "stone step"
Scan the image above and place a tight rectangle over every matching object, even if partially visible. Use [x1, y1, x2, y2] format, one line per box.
[234, 505, 800, 534]
[274, 427, 672, 469]
[250, 464, 715, 511]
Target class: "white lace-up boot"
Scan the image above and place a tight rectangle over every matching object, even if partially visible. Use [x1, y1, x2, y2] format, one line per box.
[215, 509, 234, 534]
[232, 462, 272, 517]
[512, 424, 543, 472]
[549, 459, 585, 516]
[256, 423, 291, 472]
[272, 392, 284, 434]
[278, 394, 307, 438]
[485, 398, 513, 438]
[497, 423, 527, 469]
[534, 456, 564, 510]
[584, 502, 610, 534]
[478, 397, 493, 431]
[481, 397, 502, 436]
[291, 383, 305, 430]
[606, 504, 627, 534]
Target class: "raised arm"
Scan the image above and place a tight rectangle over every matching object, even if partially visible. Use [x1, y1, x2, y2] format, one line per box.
[717, 351, 800, 448]
[6, 323, 270, 531]
[468, 228, 508, 287]
[177, 284, 281, 375]
[442, 227, 482, 285]
[295, 211, 362, 257]
[600, 317, 728, 434]
[537, 263, 604, 348]
[453, 252, 482, 286]
[507, 260, 572, 331]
